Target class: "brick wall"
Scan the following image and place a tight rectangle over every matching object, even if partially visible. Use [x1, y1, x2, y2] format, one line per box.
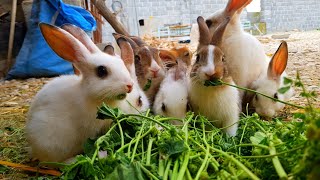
[260, 0, 320, 32]
[102, 0, 320, 42]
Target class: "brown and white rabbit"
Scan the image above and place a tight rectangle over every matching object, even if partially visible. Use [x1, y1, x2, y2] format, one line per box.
[107, 37, 150, 114]
[250, 41, 294, 117]
[189, 16, 239, 136]
[204, 0, 268, 108]
[26, 23, 133, 162]
[153, 59, 190, 124]
[113, 33, 165, 103]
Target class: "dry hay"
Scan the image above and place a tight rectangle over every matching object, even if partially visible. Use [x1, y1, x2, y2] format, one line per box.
[0, 30, 319, 178]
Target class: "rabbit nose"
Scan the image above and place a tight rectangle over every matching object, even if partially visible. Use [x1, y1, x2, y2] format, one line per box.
[205, 72, 215, 79]
[150, 69, 159, 78]
[126, 84, 133, 93]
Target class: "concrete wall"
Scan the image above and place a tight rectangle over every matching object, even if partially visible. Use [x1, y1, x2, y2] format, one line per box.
[260, 0, 320, 32]
[101, 0, 320, 42]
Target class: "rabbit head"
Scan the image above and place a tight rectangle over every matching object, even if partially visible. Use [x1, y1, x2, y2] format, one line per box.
[206, 0, 252, 36]
[251, 41, 294, 117]
[113, 33, 165, 80]
[191, 16, 230, 84]
[113, 37, 150, 113]
[159, 46, 192, 69]
[154, 60, 190, 120]
[41, 23, 133, 102]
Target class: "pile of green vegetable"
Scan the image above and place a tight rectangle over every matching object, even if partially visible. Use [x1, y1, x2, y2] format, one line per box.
[59, 74, 319, 180]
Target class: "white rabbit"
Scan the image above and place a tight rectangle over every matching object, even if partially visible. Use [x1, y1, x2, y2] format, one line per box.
[250, 41, 294, 117]
[189, 16, 239, 136]
[153, 59, 190, 124]
[202, 0, 269, 109]
[107, 36, 150, 114]
[26, 23, 133, 162]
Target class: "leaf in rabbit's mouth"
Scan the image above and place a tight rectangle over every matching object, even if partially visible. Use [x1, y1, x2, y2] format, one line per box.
[143, 79, 152, 91]
[204, 79, 223, 87]
[117, 94, 127, 100]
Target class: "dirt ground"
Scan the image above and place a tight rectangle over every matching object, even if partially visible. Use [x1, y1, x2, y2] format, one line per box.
[0, 30, 319, 179]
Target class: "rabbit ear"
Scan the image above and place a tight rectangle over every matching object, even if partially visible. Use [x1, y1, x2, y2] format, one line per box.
[211, 17, 230, 46]
[225, 0, 252, 15]
[39, 23, 90, 63]
[197, 16, 211, 45]
[116, 37, 135, 72]
[174, 59, 187, 81]
[103, 44, 115, 56]
[72, 64, 81, 75]
[61, 24, 100, 54]
[113, 33, 139, 51]
[267, 41, 288, 80]
[159, 49, 176, 62]
[129, 36, 147, 47]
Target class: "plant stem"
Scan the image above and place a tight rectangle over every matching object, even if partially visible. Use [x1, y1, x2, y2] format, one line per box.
[163, 159, 172, 180]
[269, 135, 287, 179]
[139, 163, 159, 180]
[125, 114, 171, 130]
[172, 159, 180, 180]
[194, 145, 210, 180]
[146, 138, 154, 166]
[191, 138, 259, 180]
[117, 119, 124, 147]
[131, 122, 146, 162]
[239, 121, 248, 154]
[177, 151, 190, 180]
[116, 127, 154, 153]
[220, 81, 304, 109]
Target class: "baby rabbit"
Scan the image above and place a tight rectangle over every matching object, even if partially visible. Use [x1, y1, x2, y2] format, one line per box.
[107, 36, 150, 114]
[204, 0, 268, 108]
[189, 16, 239, 136]
[159, 46, 193, 68]
[153, 59, 190, 124]
[26, 23, 133, 162]
[250, 41, 294, 117]
[113, 33, 165, 103]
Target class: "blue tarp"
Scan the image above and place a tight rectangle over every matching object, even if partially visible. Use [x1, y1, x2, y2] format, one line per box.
[7, 0, 96, 79]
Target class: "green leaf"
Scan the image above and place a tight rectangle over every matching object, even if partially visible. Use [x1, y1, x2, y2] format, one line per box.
[283, 77, 293, 85]
[97, 103, 124, 120]
[143, 79, 152, 91]
[293, 113, 306, 120]
[278, 86, 291, 94]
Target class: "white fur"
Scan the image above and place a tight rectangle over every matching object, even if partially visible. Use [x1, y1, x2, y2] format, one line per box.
[251, 66, 294, 117]
[202, 46, 215, 77]
[153, 69, 189, 123]
[109, 57, 150, 114]
[190, 7, 269, 106]
[26, 29, 133, 162]
[189, 81, 239, 136]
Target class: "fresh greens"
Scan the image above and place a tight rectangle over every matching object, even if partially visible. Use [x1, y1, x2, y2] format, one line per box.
[59, 73, 319, 179]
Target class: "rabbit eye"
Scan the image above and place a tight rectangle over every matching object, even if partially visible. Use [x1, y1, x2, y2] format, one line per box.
[273, 93, 278, 100]
[222, 56, 226, 62]
[135, 55, 140, 62]
[184, 52, 189, 57]
[161, 103, 166, 112]
[196, 55, 200, 63]
[96, 66, 108, 78]
[137, 96, 142, 107]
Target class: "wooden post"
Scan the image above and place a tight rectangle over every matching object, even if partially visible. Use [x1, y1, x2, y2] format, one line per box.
[5, 0, 18, 75]
[91, 0, 130, 36]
